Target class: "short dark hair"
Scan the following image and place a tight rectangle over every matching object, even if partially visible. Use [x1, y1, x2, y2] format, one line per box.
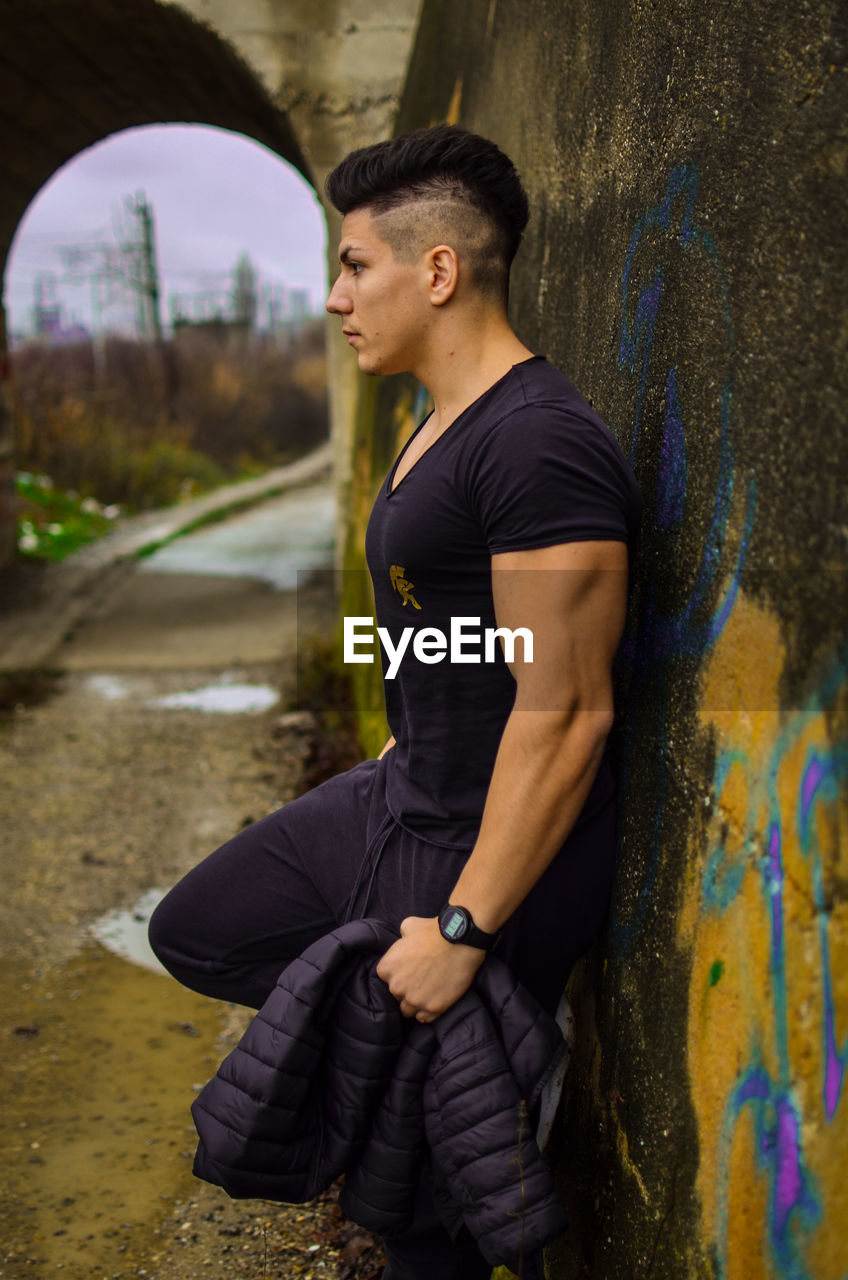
[325, 125, 529, 298]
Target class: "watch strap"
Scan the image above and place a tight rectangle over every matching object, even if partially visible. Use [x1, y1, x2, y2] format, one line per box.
[438, 903, 501, 951]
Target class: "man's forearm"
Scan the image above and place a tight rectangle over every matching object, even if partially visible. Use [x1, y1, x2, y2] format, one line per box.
[447, 706, 613, 933]
[376, 708, 613, 1020]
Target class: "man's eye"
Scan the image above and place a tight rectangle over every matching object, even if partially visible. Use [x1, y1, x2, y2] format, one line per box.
[350, 262, 363, 275]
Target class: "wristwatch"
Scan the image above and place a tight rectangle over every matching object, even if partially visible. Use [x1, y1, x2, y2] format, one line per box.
[438, 903, 501, 951]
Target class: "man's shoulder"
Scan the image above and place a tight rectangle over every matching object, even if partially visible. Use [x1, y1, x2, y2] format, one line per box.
[476, 356, 620, 450]
[465, 357, 642, 534]
[510, 357, 603, 422]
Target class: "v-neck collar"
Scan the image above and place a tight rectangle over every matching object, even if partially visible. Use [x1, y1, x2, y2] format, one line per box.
[385, 355, 544, 498]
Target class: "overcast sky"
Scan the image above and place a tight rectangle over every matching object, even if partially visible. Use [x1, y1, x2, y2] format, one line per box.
[4, 123, 328, 338]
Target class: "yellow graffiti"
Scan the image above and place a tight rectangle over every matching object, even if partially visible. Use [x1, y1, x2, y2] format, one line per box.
[681, 591, 848, 1279]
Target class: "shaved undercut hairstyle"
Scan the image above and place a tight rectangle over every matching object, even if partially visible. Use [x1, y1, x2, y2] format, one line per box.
[325, 124, 529, 301]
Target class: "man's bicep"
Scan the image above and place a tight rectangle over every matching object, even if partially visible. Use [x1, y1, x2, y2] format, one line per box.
[490, 541, 628, 713]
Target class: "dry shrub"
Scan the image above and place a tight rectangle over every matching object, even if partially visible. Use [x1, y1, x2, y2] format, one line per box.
[10, 322, 328, 509]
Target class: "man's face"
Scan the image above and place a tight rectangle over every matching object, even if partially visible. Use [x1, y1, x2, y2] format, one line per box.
[326, 208, 431, 377]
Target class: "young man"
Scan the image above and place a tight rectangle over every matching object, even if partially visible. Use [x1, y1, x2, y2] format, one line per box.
[150, 125, 641, 1279]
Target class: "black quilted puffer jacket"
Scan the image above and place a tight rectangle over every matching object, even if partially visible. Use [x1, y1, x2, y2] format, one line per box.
[191, 918, 567, 1271]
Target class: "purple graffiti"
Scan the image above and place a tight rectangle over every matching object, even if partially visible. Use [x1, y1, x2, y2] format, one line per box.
[773, 1096, 807, 1241]
[727, 1070, 820, 1279]
[799, 749, 847, 1121]
[800, 755, 828, 826]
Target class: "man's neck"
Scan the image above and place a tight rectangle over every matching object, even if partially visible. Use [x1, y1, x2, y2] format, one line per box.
[416, 311, 535, 433]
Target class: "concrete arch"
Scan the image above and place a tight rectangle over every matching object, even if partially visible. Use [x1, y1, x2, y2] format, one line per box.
[0, 0, 315, 282]
[0, 0, 311, 561]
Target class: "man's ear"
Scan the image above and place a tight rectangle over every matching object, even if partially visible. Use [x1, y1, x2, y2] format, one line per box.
[427, 245, 460, 306]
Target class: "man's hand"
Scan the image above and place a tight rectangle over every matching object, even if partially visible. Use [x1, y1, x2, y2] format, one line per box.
[376, 916, 485, 1022]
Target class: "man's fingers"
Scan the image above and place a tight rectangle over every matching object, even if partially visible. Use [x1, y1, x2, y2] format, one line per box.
[402, 1002, 438, 1022]
[398, 994, 440, 1019]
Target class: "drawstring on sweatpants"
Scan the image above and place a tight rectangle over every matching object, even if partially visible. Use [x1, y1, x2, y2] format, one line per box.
[342, 810, 397, 924]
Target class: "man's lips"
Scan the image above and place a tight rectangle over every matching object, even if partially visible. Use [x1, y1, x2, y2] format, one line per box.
[342, 330, 360, 344]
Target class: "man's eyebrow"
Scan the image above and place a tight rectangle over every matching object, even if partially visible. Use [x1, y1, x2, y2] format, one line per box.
[339, 244, 364, 264]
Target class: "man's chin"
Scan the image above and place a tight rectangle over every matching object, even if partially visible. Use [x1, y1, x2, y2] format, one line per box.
[356, 352, 383, 377]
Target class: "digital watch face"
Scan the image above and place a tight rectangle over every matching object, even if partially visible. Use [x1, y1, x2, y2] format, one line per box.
[441, 908, 468, 941]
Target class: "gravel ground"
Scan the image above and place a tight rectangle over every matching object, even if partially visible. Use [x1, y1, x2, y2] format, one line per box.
[0, 531, 384, 1280]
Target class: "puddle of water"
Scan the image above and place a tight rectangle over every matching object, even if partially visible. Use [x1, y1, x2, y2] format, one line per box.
[84, 673, 131, 702]
[150, 683, 279, 714]
[90, 888, 168, 975]
[0, 945, 229, 1275]
[83, 672, 280, 716]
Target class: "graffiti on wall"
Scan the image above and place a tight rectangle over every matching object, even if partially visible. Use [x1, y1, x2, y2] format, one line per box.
[686, 603, 847, 1280]
[615, 165, 848, 1276]
[614, 163, 757, 951]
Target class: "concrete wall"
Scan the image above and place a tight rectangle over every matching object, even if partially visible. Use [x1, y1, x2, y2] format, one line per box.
[344, 1, 848, 1275]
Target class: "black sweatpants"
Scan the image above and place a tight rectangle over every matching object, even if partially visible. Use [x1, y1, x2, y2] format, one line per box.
[149, 751, 617, 1279]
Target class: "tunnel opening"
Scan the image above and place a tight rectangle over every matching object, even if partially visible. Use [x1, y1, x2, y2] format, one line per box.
[0, 0, 318, 566]
[5, 121, 329, 566]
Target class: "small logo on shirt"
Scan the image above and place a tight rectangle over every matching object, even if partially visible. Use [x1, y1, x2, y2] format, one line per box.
[389, 565, 421, 610]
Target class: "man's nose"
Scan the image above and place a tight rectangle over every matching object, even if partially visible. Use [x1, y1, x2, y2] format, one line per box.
[326, 276, 352, 315]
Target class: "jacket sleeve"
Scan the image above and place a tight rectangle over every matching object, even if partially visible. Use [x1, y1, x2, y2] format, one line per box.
[423, 963, 569, 1269]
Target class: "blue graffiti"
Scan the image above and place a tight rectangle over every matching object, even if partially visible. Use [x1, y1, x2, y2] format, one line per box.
[657, 366, 686, 530]
[702, 752, 750, 913]
[705, 654, 848, 1278]
[613, 164, 756, 950]
[412, 381, 431, 424]
[618, 165, 756, 655]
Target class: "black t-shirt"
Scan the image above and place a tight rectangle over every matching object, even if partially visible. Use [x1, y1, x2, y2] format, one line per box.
[364, 355, 642, 848]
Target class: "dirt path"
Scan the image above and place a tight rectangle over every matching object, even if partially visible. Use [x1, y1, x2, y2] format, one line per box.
[0, 484, 382, 1280]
